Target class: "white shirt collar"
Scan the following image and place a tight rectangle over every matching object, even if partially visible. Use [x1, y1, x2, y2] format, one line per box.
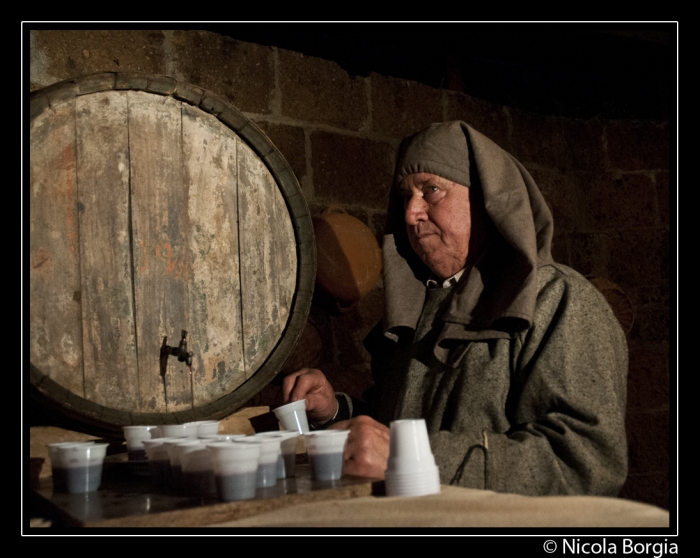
[426, 267, 466, 289]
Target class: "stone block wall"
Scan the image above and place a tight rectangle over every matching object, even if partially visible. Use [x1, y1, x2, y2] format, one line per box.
[28, 29, 671, 509]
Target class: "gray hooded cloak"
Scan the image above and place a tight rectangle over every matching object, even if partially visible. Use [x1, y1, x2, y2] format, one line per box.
[338, 121, 628, 496]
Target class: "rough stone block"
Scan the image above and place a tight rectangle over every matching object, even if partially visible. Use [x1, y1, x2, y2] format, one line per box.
[568, 232, 609, 278]
[279, 48, 368, 130]
[558, 118, 606, 172]
[607, 229, 669, 292]
[551, 229, 569, 266]
[626, 341, 669, 410]
[370, 211, 388, 245]
[370, 73, 443, 138]
[311, 131, 395, 209]
[626, 410, 670, 475]
[31, 30, 166, 87]
[174, 30, 274, 114]
[255, 121, 307, 184]
[509, 108, 573, 171]
[526, 167, 579, 232]
[655, 171, 670, 226]
[627, 286, 670, 343]
[444, 91, 510, 151]
[606, 120, 669, 171]
[579, 172, 657, 230]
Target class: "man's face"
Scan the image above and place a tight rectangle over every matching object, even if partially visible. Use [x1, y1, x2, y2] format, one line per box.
[399, 173, 472, 280]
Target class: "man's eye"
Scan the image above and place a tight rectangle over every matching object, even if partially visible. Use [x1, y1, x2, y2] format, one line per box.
[424, 186, 439, 196]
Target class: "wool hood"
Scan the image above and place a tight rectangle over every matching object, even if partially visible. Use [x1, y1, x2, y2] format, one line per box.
[383, 121, 555, 356]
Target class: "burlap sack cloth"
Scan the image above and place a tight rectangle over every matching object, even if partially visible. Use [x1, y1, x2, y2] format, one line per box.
[210, 485, 669, 528]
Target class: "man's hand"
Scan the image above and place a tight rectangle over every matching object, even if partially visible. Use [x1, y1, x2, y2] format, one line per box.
[280, 368, 338, 426]
[330, 416, 390, 479]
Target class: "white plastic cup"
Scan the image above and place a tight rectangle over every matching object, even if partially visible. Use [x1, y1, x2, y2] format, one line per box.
[235, 437, 282, 488]
[188, 420, 221, 437]
[163, 438, 199, 490]
[176, 441, 216, 497]
[386, 419, 436, 474]
[255, 431, 299, 478]
[48, 442, 95, 493]
[142, 437, 187, 488]
[52, 442, 109, 493]
[272, 400, 310, 434]
[304, 430, 350, 481]
[384, 419, 440, 497]
[207, 441, 261, 501]
[199, 434, 247, 442]
[122, 425, 157, 461]
[158, 423, 199, 439]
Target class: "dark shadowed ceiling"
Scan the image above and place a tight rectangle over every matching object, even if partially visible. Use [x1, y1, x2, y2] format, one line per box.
[207, 23, 674, 121]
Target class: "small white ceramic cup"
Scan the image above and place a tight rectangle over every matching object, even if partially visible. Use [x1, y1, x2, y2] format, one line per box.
[303, 430, 350, 481]
[207, 441, 261, 501]
[272, 400, 310, 434]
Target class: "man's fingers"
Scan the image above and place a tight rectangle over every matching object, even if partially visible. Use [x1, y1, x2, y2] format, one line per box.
[331, 416, 390, 479]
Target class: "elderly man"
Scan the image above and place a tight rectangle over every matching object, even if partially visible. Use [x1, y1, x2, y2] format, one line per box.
[282, 121, 628, 496]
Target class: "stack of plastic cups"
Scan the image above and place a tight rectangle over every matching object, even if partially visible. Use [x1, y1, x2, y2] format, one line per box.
[384, 419, 441, 497]
[234, 437, 282, 488]
[304, 430, 350, 481]
[122, 425, 157, 461]
[207, 441, 261, 501]
[255, 431, 300, 479]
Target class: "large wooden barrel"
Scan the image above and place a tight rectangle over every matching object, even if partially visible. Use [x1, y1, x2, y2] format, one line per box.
[29, 73, 315, 436]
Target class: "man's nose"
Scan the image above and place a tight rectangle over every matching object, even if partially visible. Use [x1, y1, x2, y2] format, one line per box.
[405, 194, 427, 225]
